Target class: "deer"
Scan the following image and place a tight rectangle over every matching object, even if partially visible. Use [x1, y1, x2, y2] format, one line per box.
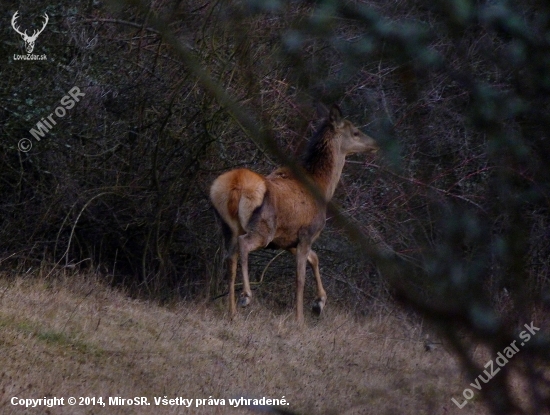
[209, 105, 379, 324]
[11, 11, 49, 54]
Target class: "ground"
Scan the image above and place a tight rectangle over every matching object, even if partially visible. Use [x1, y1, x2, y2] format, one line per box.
[0, 273, 487, 415]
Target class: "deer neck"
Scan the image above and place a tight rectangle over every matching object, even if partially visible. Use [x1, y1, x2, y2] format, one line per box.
[311, 150, 345, 202]
[302, 126, 348, 202]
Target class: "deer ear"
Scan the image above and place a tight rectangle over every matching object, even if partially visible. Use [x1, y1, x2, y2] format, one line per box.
[329, 104, 343, 126]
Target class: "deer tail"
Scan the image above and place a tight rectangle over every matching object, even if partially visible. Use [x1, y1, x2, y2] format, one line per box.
[210, 168, 267, 234]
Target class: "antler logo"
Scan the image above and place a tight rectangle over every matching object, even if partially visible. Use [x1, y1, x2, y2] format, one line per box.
[11, 11, 49, 54]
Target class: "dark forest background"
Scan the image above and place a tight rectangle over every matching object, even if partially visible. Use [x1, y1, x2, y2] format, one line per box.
[1, 1, 550, 412]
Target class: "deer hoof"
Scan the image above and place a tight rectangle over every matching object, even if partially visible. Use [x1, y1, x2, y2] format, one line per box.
[238, 295, 251, 307]
[312, 298, 325, 315]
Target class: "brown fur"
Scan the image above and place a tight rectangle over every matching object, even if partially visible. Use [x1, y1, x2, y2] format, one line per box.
[210, 105, 379, 324]
[210, 169, 266, 235]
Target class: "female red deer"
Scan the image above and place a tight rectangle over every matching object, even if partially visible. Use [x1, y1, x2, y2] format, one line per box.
[210, 105, 379, 324]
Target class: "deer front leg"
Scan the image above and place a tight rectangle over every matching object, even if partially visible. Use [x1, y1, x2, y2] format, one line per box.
[307, 250, 327, 315]
[288, 248, 327, 316]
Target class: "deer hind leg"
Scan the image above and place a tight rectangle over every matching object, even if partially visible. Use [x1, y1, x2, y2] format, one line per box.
[222, 223, 240, 318]
[227, 251, 238, 317]
[238, 232, 268, 308]
[307, 250, 327, 315]
[295, 243, 309, 325]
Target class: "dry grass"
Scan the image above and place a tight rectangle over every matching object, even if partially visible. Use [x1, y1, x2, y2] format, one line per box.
[0, 272, 488, 415]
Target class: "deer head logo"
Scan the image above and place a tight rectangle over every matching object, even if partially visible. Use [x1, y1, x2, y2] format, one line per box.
[11, 11, 49, 54]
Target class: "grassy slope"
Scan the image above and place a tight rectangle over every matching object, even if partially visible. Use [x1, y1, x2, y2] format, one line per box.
[0, 274, 486, 415]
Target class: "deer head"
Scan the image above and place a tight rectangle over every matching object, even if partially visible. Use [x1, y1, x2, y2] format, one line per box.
[11, 11, 49, 54]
